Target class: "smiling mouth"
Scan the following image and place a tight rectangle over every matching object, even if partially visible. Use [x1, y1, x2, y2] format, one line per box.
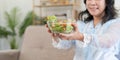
[89, 7, 99, 11]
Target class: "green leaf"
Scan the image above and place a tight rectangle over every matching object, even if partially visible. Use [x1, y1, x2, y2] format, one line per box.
[19, 11, 33, 36]
[4, 7, 19, 35]
[0, 26, 13, 38]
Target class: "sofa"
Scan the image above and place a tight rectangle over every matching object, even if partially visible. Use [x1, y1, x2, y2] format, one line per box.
[0, 25, 74, 60]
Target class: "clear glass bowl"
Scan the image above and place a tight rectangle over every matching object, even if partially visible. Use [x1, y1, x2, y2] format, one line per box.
[47, 19, 75, 34]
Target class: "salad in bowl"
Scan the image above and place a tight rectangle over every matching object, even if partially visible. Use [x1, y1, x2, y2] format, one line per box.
[47, 15, 74, 34]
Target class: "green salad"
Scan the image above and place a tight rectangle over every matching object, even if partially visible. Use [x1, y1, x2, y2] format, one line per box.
[47, 15, 74, 34]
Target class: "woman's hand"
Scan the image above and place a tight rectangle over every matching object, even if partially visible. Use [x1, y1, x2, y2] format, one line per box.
[58, 23, 84, 41]
[46, 24, 55, 37]
[46, 24, 59, 42]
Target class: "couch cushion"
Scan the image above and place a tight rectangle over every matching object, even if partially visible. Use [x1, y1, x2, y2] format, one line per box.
[19, 25, 74, 60]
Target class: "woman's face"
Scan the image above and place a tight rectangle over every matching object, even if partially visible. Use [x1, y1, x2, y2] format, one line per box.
[86, 0, 106, 17]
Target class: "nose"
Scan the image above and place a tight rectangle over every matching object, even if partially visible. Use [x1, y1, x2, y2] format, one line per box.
[89, 0, 97, 6]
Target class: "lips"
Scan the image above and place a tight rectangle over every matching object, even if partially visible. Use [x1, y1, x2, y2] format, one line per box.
[89, 7, 99, 11]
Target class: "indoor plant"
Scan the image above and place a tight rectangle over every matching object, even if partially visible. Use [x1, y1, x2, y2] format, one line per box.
[0, 7, 33, 49]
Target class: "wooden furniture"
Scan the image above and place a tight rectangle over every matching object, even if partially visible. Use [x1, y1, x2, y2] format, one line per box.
[32, 0, 80, 25]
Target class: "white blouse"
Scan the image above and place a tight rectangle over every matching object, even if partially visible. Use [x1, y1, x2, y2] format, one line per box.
[52, 18, 120, 60]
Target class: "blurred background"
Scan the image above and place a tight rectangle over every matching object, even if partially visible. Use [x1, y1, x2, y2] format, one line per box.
[0, 0, 120, 50]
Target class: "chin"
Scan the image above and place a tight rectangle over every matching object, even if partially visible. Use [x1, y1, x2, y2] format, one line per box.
[90, 13, 99, 16]
[89, 10, 99, 15]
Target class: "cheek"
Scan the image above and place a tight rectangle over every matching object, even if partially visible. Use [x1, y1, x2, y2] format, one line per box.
[99, 1, 106, 11]
[99, 4, 106, 12]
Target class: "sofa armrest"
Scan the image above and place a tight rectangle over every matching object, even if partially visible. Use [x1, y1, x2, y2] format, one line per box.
[0, 50, 20, 60]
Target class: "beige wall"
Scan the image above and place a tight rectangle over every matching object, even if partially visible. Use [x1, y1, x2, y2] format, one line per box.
[0, 0, 33, 26]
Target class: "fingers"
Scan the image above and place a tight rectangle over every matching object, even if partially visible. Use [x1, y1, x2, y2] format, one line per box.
[58, 33, 71, 40]
[46, 24, 59, 38]
[46, 24, 52, 33]
[45, 24, 48, 28]
[47, 27, 51, 33]
[46, 23, 58, 38]
[71, 23, 79, 31]
[52, 33, 57, 37]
